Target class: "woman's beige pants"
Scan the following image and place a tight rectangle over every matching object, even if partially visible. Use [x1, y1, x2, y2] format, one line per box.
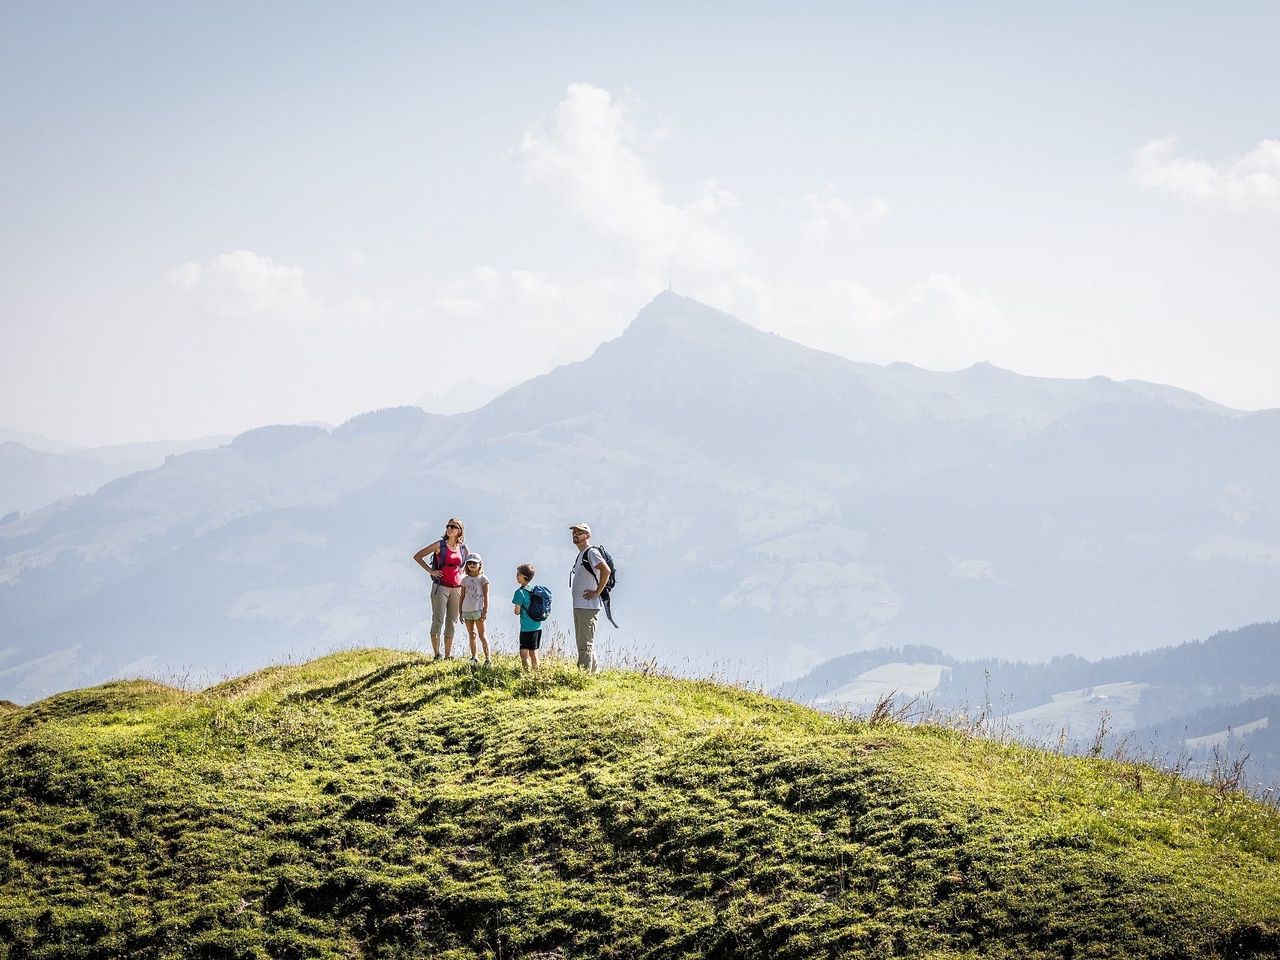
[430, 584, 461, 640]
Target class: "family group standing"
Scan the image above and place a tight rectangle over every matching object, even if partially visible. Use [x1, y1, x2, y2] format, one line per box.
[412, 519, 614, 672]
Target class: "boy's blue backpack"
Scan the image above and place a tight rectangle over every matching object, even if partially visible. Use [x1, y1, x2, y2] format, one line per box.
[526, 585, 553, 622]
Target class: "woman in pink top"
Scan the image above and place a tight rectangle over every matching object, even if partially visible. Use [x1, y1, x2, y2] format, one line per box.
[413, 517, 469, 660]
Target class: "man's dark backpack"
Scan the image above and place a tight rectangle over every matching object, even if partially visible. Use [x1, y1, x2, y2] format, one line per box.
[526, 585, 553, 623]
[581, 545, 619, 628]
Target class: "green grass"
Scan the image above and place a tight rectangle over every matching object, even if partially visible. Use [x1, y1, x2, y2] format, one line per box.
[1, 648, 1278, 959]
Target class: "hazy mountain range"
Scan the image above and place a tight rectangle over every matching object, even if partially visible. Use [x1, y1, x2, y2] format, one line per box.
[2, 291, 1279, 702]
[415, 377, 516, 416]
[0, 429, 231, 519]
[782, 621, 1280, 785]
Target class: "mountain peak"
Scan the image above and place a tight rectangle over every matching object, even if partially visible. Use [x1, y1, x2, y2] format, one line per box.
[627, 290, 759, 339]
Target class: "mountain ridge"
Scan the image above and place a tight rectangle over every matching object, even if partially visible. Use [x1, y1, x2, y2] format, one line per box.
[2, 292, 1279, 701]
[0, 432, 233, 518]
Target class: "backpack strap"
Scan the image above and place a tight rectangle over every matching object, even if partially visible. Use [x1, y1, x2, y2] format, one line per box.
[580, 546, 602, 582]
[431, 539, 467, 570]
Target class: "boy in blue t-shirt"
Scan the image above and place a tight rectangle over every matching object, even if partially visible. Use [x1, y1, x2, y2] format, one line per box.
[512, 563, 542, 671]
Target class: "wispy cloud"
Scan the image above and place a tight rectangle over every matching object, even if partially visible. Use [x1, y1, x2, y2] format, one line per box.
[511, 82, 1008, 372]
[763, 273, 1007, 371]
[430, 264, 625, 372]
[519, 83, 748, 276]
[801, 185, 888, 243]
[167, 250, 317, 319]
[1131, 136, 1280, 214]
[434, 265, 563, 319]
[167, 250, 400, 331]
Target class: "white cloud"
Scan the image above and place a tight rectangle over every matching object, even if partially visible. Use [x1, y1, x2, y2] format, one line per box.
[751, 273, 1008, 371]
[510, 269, 561, 302]
[436, 266, 565, 311]
[468, 265, 503, 296]
[434, 265, 518, 317]
[891, 273, 1006, 368]
[520, 83, 748, 276]
[167, 250, 317, 319]
[429, 262, 652, 383]
[510, 84, 1012, 373]
[1131, 136, 1280, 213]
[688, 179, 742, 217]
[802, 185, 889, 242]
[433, 296, 484, 318]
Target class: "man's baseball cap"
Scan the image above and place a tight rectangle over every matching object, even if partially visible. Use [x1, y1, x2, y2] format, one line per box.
[569, 522, 592, 536]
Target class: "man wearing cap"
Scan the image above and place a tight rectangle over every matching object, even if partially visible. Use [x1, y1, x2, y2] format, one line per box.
[569, 522, 610, 674]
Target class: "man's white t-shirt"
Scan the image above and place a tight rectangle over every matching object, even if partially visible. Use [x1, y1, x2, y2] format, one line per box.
[572, 546, 605, 610]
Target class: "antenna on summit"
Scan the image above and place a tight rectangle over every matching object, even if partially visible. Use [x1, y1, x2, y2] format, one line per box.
[666, 268, 673, 292]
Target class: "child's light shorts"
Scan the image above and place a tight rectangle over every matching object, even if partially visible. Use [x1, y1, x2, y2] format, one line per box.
[461, 610, 485, 621]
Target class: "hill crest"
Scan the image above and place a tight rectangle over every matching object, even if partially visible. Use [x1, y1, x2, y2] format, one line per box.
[2, 649, 1279, 958]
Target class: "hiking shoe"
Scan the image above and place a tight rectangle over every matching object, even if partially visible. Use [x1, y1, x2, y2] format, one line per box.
[432, 653, 442, 662]
[470, 656, 479, 665]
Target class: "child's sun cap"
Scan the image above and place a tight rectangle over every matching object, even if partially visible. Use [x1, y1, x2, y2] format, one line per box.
[465, 554, 483, 565]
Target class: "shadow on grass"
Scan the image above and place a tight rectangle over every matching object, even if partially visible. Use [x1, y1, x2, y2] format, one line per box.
[289, 656, 428, 706]
[282, 653, 592, 720]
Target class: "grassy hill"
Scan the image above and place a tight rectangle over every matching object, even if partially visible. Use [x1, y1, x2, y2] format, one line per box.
[2, 649, 1279, 959]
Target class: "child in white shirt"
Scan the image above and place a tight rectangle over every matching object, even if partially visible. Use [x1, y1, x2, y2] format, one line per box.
[460, 555, 491, 665]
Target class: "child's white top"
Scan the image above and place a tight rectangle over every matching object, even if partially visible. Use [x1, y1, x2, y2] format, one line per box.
[461, 574, 489, 612]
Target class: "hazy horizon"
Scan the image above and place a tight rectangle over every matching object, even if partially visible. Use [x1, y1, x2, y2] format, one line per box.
[3, 287, 1273, 449]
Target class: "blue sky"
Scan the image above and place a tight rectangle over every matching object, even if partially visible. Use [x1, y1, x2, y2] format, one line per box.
[2, 2, 1278, 444]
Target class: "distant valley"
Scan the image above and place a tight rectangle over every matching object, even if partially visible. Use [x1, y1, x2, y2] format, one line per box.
[783, 621, 1280, 785]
